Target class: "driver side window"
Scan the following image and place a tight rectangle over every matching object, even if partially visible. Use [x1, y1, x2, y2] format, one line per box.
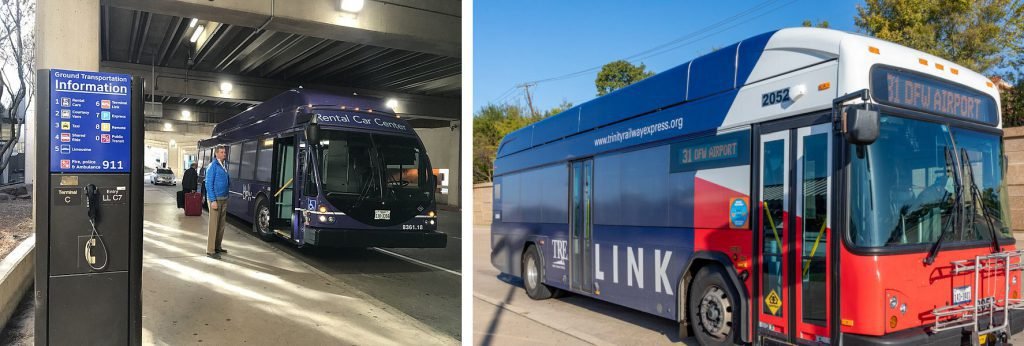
[303, 150, 317, 197]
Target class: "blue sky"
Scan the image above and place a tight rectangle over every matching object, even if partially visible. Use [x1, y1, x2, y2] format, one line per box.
[473, 1, 862, 113]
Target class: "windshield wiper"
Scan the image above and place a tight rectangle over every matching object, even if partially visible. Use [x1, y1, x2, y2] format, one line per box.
[924, 147, 963, 265]
[961, 148, 1002, 253]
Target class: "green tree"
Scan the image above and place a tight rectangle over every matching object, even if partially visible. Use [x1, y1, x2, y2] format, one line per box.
[473, 102, 572, 182]
[1003, 79, 1024, 126]
[855, 0, 1024, 74]
[801, 19, 830, 28]
[595, 60, 655, 96]
[856, 0, 1024, 126]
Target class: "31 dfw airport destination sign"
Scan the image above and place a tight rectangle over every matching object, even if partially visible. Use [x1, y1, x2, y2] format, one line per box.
[49, 69, 132, 173]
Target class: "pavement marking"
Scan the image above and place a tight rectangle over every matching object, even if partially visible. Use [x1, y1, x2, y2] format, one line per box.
[372, 247, 462, 277]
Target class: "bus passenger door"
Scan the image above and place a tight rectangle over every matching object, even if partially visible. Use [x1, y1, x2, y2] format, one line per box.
[271, 137, 296, 229]
[756, 122, 833, 344]
[570, 158, 594, 293]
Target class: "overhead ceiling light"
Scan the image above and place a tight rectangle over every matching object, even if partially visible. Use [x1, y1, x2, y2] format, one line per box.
[220, 82, 233, 94]
[189, 18, 198, 28]
[386, 99, 398, 109]
[181, 110, 191, 120]
[164, 122, 172, 131]
[169, 139, 177, 147]
[190, 25, 205, 43]
[340, 0, 365, 13]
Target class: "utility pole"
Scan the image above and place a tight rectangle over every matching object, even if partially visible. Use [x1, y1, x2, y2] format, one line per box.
[517, 82, 538, 117]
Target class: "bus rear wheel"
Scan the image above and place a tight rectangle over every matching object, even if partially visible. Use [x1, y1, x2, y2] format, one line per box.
[522, 245, 557, 300]
[253, 198, 276, 242]
[688, 265, 739, 346]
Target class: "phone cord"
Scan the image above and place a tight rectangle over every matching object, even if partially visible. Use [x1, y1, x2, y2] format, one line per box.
[87, 218, 109, 271]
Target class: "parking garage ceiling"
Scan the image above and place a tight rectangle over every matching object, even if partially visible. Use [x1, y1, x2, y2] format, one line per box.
[99, 1, 461, 128]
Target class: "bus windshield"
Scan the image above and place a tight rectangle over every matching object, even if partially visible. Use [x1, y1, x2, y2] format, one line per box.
[848, 114, 1012, 249]
[317, 131, 431, 209]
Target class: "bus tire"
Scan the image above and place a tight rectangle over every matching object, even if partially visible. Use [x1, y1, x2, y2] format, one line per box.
[688, 265, 739, 346]
[522, 245, 556, 300]
[253, 197, 276, 242]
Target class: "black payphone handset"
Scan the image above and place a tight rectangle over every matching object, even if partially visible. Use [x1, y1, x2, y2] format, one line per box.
[84, 184, 109, 270]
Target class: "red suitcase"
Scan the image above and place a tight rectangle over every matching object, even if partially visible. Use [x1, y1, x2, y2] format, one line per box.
[184, 192, 202, 216]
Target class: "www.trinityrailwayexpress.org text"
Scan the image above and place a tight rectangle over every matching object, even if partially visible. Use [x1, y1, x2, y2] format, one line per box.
[594, 117, 684, 146]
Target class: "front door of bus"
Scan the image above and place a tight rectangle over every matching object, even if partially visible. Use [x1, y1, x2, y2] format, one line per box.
[570, 159, 594, 293]
[272, 137, 296, 230]
[757, 122, 832, 344]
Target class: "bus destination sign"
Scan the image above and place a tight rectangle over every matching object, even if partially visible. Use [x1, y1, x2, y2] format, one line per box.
[870, 66, 998, 125]
[669, 130, 750, 173]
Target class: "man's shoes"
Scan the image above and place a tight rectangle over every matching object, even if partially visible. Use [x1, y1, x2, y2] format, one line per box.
[215, 248, 227, 253]
[206, 252, 221, 259]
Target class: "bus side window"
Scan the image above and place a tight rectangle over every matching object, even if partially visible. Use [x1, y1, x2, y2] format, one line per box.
[229, 143, 241, 177]
[255, 139, 273, 181]
[239, 141, 257, 180]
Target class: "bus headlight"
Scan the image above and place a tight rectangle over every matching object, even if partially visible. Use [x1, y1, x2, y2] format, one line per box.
[328, 216, 335, 223]
[319, 205, 328, 213]
[319, 215, 327, 223]
[428, 210, 436, 217]
[889, 296, 898, 309]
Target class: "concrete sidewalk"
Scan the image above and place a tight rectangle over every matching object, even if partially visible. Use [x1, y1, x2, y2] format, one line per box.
[140, 198, 456, 345]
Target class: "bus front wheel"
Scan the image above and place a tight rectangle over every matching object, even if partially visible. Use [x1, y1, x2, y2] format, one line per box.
[688, 265, 739, 346]
[253, 198, 276, 242]
[522, 245, 557, 300]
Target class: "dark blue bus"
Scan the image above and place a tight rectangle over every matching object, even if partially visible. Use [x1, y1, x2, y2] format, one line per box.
[198, 88, 445, 248]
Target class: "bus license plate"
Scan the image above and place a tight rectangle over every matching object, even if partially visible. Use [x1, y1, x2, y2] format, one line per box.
[953, 285, 972, 305]
[375, 210, 391, 220]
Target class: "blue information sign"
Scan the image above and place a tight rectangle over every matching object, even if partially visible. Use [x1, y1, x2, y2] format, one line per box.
[49, 69, 132, 173]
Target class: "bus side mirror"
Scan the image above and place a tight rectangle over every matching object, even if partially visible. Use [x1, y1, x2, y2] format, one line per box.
[305, 123, 321, 145]
[844, 108, 879, 145]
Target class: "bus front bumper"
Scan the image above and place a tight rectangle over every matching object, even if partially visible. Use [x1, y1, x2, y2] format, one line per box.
[302, 227, 448, 248]
[843, 309, 1024, 345]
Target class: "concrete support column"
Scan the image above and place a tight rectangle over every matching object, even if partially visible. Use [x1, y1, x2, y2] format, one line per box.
[415, 126, 461, 207]
[30, 0, 101, 184]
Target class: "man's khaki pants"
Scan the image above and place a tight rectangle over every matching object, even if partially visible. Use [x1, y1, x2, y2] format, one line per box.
[207, 198, 228, 254]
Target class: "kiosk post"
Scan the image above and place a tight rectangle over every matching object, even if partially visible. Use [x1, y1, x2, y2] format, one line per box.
[34, 68, 143, 345]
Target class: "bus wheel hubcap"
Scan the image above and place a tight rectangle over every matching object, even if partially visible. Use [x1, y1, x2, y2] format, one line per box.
[258, 206, 270, 233]
[699, 286, 731, 338]
[525, 256, 538, 289]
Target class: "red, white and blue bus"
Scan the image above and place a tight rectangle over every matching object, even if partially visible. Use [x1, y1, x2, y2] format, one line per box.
[490, 27, 1021, 345]
[198, 88, 446, 248]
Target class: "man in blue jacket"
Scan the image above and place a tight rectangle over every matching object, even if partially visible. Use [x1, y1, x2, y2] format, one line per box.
[205, 145, 230, 259]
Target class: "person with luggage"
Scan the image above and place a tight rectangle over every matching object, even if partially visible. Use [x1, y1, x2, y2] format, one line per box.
[182, 162, 199, 193]
[205, 146, 230, 259]
[178, 162, 199, 209]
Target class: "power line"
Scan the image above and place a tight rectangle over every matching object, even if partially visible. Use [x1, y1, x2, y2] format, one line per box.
[519, 0, 798, 87]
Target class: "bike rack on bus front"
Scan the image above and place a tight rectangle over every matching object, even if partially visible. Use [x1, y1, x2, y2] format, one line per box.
[931, 249, 1024, 345]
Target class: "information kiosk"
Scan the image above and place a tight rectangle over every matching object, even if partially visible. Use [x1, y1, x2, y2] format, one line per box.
[34, 69, 143, 345]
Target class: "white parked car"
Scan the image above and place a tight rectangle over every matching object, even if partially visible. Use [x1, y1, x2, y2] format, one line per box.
[150, 168, 176, 186]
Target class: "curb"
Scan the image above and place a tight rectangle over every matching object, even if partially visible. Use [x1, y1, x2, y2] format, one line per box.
[0, 234, 34, 330]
